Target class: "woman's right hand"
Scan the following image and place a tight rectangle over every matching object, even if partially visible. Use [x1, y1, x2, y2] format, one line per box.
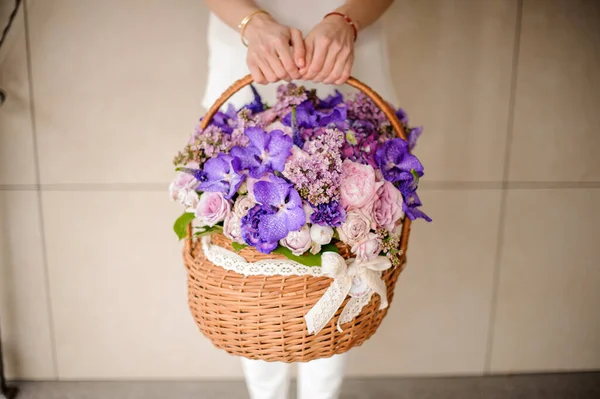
[244, 14, 305, 84]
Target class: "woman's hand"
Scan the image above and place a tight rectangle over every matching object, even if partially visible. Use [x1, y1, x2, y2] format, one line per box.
[300, 16, 355, 85]
[244, 14, 305, 84]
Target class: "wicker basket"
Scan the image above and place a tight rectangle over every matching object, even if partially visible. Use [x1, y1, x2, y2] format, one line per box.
[183, 75, 413, 363]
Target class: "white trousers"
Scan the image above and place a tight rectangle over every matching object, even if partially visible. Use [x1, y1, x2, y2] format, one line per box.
[241, 353, 348, 399]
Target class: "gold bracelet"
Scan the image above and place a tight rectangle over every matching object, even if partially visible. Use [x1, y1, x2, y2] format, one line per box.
[238, 9, 270, 47]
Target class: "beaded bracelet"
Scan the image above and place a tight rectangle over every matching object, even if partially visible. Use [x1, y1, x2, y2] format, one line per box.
[324, 11, 358, 42]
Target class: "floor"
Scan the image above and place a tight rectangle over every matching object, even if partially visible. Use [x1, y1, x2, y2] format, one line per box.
[9, 372, 600, 398]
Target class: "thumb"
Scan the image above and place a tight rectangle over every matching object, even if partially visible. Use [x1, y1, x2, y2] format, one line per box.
[290, 29, 306, 69]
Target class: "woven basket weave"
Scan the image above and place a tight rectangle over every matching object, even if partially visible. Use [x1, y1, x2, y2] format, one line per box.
[183, 75, 413, 363]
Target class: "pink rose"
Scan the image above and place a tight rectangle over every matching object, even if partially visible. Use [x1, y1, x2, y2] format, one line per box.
[337, 210, 371, 246]
[233, 195, 256, 218]
[373, 181, 405, 232]
[195, 192, 231, 227]
[169, 161, 200, 207]
[280, 225, 312, 256]
[340, 160, 381, 210]
[223, 212, 244, 244]
[352, 233, 381, 261]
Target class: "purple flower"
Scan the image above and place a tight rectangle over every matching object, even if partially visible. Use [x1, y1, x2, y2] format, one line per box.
[198, 154, 246, 199]
[407, 126, 423, 151]
[211, 111, 235, 134]
[310, 201, 346, 227]
[240, 84, 264, 115]
[402, 192, 432, 222]
[375, 139, 424, 189]
[395, 108, 408, 125]
[240, 204, 279, 253]
[230, 127, 293, 178]
[317, 104, 348, 128]
[282, 100, 318, 129]
[318, 90, 343, 109]
[252, 178, 306, 244]
[177, 167, 207, 183]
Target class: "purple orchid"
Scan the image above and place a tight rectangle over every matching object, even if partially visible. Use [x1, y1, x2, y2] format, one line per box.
[282, 100, 318, 129]
[402, 192, 432, 222]
[230, 127, 293, 178]
[198, 154, 245, 199]
[317, 104, 348, 128]
[407, 126, 423, 151]
[395, 107, 408, 125]
[177, 167, 207, 183]
[310, 201, 346, 227]
[318, 90, 343, 109]
[375, 138, 424, 191]
[240, 204, 279, 253]
[251, 178, 306, 245]
[240, 84, 265, 115]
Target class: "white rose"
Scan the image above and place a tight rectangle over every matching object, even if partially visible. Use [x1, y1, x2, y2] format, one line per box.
[310, 225, 334, 245]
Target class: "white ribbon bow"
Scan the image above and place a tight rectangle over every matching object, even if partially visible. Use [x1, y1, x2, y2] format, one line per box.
[304, 252, 392, 335]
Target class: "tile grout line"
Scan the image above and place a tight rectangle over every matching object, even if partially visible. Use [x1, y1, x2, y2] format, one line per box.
[484, 0, 524, 374]
[23, 0, 60, 381]
[2, 181, 600, 192]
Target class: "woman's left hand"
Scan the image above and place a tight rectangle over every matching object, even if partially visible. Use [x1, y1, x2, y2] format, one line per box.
[300, 16, 355, 85]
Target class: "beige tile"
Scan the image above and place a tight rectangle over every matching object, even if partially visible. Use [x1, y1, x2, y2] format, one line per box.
[347, 189, 502, 376]
[384, 0, 518, 182]
[0, 9, 37, 185]
[490, 189, 600, 372]
[26, 0, 209, 185]
[508, 0, 600, 182]
[42, 191, 242, 379]
[0, 191, 55, 379]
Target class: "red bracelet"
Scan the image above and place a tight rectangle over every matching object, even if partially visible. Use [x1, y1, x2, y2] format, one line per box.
[324, 12, 358, 42]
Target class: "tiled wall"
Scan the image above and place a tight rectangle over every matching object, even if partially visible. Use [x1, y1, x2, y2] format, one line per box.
[0, 0, 598, 380]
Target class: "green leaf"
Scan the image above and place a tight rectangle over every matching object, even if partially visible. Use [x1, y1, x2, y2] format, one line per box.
[193, 225, 223, 237]
[231, 242, 248, 252]
[173, 212, 195, 240]
[271, 243, 339, 267]
[410, 168, 420, 185]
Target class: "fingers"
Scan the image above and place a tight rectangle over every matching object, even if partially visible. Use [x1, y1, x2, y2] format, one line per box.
[256, 58, 279, 83]
[324, 50, 352, 84]
[300, 37, 315, 76]
[334, 53, 353, 85]
[247, 54, 267, 84]
[314, 45, 341, 83]
[290, 29, 306, 69]
[302, 37, 331, 80]
[275, 38, 301, 80]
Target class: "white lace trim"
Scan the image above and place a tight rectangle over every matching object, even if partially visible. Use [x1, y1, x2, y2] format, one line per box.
[200, 235, 325, 277]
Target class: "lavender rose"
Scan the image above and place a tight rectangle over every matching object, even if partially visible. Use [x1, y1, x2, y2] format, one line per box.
[373, 181, 405, 232]
[233, 195, 256, 218]
[169, 161, 200, 209]
[223, 212, 244, 244]
[337, 210, 372, 246]
[280, 225, 312, 256]
[351, 232, 381, 260]
[195, 192, 231, 227]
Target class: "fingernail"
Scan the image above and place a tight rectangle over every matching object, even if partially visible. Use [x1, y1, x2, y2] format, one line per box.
[297, 58, 305, 68]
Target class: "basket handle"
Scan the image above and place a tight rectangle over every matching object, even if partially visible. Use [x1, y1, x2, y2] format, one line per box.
[188, 75, 412, 259]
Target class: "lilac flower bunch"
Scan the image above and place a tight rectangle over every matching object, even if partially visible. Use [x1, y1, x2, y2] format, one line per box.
[171, 83, 429, 262]
[283, 129, 344, 206]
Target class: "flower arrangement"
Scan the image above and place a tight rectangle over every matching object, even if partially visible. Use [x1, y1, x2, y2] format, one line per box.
[170, 84, 430, 268]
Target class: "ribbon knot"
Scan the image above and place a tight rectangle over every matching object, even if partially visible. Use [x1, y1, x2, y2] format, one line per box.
[304, 252, 392, 335]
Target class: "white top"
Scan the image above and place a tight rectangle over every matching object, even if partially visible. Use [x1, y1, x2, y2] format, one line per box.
[202, 0, 398, 110]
